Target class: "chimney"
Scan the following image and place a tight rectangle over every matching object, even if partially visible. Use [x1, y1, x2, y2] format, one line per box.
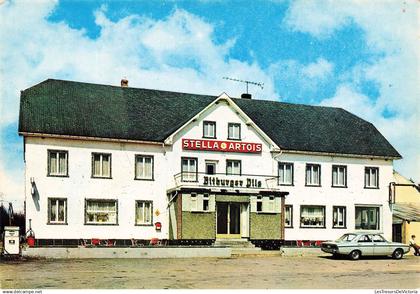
[121, 78, 128, 87]
[241, 93, 252, 99]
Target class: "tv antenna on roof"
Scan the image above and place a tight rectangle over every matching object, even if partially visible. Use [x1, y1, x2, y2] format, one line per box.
[223, 77, 264, 94]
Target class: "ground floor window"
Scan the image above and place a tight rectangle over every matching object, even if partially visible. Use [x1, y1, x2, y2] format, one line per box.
[256, 196, 263, 212]
[48, 198, 67, 224]
[85, 199, 117, 225]
[190, 193, 211, 212]
[285, 205, 293, 227]
[135, 201, 152, 225]
[332, 206, 346, 228]
[355, 206, 380, 230]
[300, 205, 325, 228]
[203, 193, 210, 211]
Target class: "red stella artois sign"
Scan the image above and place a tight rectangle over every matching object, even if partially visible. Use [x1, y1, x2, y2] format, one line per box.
[182, 139, 262, 153]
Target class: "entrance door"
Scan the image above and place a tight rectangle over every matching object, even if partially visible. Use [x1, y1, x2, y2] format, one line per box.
[392, 224, 402, 243]
[216, 202, 241, 238]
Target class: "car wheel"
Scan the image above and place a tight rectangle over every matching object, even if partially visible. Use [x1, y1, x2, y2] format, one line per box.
[349, 250, 361, 260]
[392, 249, 403, 260]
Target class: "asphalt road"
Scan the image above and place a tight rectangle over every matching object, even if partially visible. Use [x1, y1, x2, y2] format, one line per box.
[1, 255, 419, 289]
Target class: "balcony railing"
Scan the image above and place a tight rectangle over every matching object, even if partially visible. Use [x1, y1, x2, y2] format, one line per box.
[172, 172, 280, 191]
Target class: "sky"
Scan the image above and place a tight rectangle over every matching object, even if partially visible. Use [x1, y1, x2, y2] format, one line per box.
[0, 0, 419, 211]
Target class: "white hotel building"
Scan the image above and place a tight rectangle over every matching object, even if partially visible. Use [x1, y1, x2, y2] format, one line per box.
[18, 79, 401, 248]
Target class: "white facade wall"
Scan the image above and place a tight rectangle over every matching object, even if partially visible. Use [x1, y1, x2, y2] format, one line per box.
[24, 98, 395, 241]
[279, 153, 393, 241]
[25, 137, 168, 240]
[166, 100, 275, 182]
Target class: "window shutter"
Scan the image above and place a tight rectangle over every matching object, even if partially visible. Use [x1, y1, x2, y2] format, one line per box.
[209, 195, 216, 212]
[190, 194, 198, 212]
[250, 196, 257, 212]
[181, 194, 190, 212]
[275, 197, 281, 213]
[262, 196, 269, 212]
[197, 194, 203, 212]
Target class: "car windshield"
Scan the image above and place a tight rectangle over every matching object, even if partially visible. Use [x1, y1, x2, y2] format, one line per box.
[336, 234, 357, 242]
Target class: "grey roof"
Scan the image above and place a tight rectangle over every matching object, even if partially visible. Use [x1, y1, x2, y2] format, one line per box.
[393, 203, 420, 222]
[19, 79, 401, 158]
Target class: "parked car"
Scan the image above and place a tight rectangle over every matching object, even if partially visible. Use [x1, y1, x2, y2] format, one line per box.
[321, 232, 410, 260]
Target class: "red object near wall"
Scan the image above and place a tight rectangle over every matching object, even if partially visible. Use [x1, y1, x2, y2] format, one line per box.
[150, 238, 160, 246]
[91, 238, 101, 246]
[182, 139, 262, 153]
[27, 236, 35, 247]
[155, 222, 162, 231]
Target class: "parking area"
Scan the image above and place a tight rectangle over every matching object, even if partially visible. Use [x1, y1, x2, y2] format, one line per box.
[1, 255, 419, 289]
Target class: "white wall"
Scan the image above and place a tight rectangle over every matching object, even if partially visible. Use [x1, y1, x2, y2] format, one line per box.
[25, 137, 168, 239]
[166, 99, 275, 186]
[280, 152, 393, 241]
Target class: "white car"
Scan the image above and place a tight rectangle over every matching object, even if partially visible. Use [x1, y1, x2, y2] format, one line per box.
[321, 232, 410, 260]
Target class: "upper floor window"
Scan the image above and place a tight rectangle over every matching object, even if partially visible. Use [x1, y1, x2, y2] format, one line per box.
[203, 121, 216, 138]
[306, 164, 321, 186]
[181, 157, 198, 182]
[48, 150, 68, 176]
[365, 167, 379, 188]
[135, 155, 153, 180]
[48, 198, 67, 224]
[226, 160, 241, 175]
[92, 153, 111, 178]
[205, 161, 216, 175]
[278, 162, 293, 185]
[332, 165, 347, 187]
[228, 123, 241, 140]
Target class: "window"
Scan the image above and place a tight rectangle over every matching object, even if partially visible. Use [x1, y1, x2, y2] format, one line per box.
[92, 153, 111, 178]
[278, 162, 293, 185]
[300, 206, 325, 228]
[205, 162, 216, 175]
[226, 160, 241, 175]
[203, 193, 209, 211]
[85, 199, 117, 225]
[48, 150, 68, 176]
[306, 164, 321, 186]
[365, 167, 379, 188]
[332, 165, 347, 187]
[333, 206, 346, 228]
[358, 235, 372, 243]
[228, 123, 241, 140]
[181, 157, 198, 182]
[48, 198, 67, 224]
[135, 201, 152, 225]
[203, 121, 216, 138]
[135, 155, 153, 180]
[285, 205, 293, 228]
[337, 233, 357, 242]
[190, 193, 211, 212]
[355, 206, 380, 230]
[256, 196, 263, 212]
[371, 234, 386, 242]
